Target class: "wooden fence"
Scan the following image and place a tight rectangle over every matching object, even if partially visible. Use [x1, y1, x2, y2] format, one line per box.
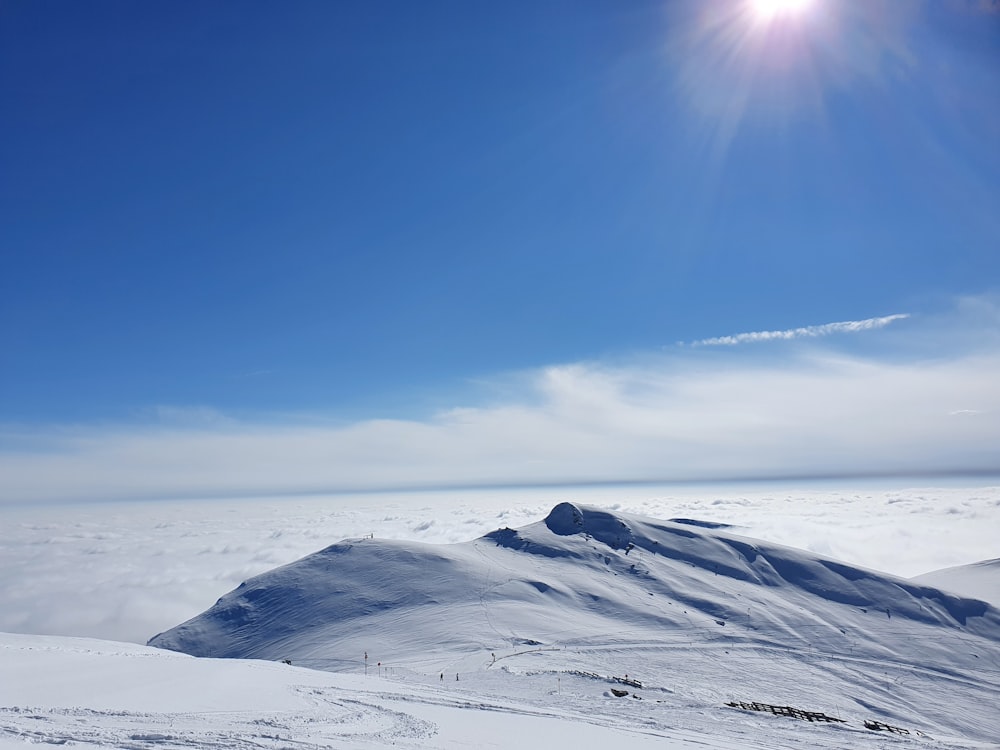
[864, 720, 909, 735]
[725, 701, 845, 723]
[726, 700, 920, 735]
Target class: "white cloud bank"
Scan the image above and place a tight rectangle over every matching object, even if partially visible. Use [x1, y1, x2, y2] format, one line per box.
[1, 298, 998, 505]
[691, 313, 910, 346]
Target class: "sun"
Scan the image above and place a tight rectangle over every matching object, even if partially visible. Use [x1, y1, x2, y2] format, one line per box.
[750, 0, 813, 22]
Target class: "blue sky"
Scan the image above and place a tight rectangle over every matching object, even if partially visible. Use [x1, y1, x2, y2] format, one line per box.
[2, 1, 999, 500]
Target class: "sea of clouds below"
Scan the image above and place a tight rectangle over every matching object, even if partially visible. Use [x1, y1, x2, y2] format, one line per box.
[1, 481, 998, 646]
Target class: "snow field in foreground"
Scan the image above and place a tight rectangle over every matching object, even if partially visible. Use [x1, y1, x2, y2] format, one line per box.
[7, 631, 994, 750]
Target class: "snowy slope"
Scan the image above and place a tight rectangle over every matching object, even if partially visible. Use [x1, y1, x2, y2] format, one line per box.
[0, 633, 997, 750]
[913, 558, 1000, 609]
[4, 627, 999, 750]
[0, 632, 719, 750]
[148, 503, 1000, 745]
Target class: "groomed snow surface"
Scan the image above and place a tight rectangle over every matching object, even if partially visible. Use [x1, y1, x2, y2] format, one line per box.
[4, 503, 1000, 749]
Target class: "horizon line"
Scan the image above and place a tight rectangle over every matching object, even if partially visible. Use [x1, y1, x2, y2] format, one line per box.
[9, 467, 1000, 507]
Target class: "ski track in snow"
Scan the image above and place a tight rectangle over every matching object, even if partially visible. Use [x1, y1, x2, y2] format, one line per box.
[0, 700, 433, 750]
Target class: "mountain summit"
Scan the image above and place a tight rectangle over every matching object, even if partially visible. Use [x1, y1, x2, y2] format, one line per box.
[151, 502, 997, 664]
[149, 503, 1000, 739]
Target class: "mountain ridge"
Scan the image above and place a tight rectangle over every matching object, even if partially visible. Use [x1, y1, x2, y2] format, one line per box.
[150, 502, 999, 667]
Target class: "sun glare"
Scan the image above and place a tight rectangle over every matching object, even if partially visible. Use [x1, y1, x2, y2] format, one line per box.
[751, 0, 813, 22]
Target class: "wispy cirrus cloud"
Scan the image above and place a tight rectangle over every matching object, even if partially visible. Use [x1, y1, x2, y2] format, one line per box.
[691, 313, 910, 347]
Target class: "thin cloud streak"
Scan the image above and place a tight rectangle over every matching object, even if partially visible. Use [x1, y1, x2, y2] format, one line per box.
[691, 313, 910, 346]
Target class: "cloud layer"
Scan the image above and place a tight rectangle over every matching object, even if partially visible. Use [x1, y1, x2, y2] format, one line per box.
[0, 299, 998, 505]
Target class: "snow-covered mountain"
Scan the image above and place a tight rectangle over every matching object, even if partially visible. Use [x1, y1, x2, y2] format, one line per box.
[147, 503, 1000, 745]
[912, 558, 1000, 609]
